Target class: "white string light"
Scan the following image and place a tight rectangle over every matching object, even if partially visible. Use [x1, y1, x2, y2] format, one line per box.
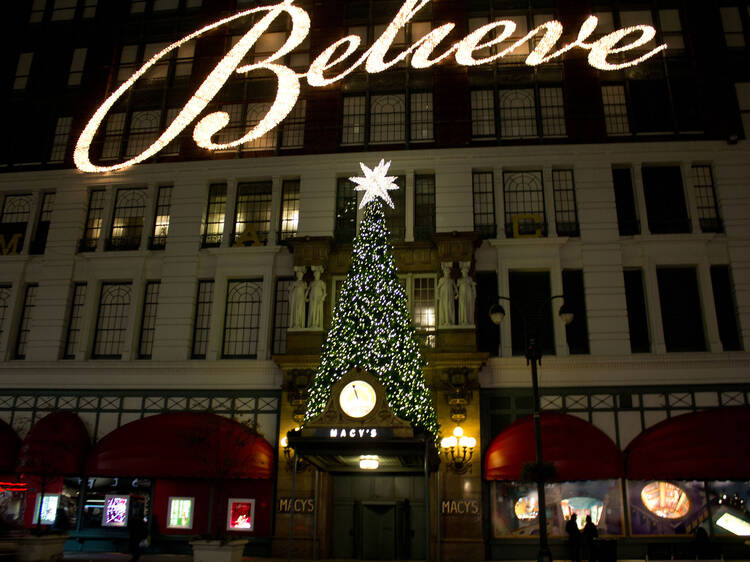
[75, 0, 668, 174]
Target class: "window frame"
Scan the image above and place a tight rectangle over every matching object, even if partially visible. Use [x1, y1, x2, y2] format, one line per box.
[63, 283, 87, 359]
[92, 282, 133, 359]
[221, 279, 263, 359]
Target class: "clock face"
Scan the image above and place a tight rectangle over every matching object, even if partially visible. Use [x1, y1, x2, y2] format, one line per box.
[339, 380, 377, 418]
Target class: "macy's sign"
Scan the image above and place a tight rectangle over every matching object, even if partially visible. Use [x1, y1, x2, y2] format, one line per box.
[74, 0, 667, 174]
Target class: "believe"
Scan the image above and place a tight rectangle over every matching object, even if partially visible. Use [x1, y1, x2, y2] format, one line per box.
[74, 0, 667, 174]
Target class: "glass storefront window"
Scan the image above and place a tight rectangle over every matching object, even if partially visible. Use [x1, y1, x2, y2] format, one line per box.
[168, 497, 194, 529]
[493, 480, 623, 538]
[628, 480, 706, 535]
[227, 498, 255, 531]
[82, 477, 150, 530]
[708, 481, 750, 537]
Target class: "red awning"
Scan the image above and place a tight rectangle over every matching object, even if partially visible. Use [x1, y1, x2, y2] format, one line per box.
[0, 419, 20, 473]
[86, 412, 274, 479]
[484, 412, 624, 481]
[625, 407, 750, 480]
[16, 412, 90, 475]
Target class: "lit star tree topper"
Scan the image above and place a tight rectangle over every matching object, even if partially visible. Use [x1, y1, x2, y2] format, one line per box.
[305, 161, 439, 438]
[351, 159, 400, 209]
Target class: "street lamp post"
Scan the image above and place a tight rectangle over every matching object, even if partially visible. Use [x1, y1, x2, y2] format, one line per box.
[490, 295, 573, 562]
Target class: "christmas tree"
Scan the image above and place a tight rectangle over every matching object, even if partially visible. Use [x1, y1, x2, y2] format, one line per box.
[305, 160, 439, 438]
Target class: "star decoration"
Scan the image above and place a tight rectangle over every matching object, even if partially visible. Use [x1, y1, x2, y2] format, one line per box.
[350, 159, 400, 209]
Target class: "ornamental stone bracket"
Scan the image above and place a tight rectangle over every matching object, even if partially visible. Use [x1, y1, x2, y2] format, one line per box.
[422, 351, 488, 391]
[432, 231, 480, 264]
[281, 368, 315, 424]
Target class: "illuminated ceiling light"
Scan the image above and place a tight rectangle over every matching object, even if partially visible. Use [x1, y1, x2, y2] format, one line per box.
[716, 513, 750, 536]
[359, 455, 379, 470]
[75, 0, 668, 174]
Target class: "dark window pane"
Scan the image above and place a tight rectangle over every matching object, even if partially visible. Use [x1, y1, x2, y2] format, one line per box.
[335, 177, 357, 243]
[414, 174, 435, 241]
[710, 266, 742, 351]
[642, 166, 690, 234]
[476, 271, 499, 357]
[624, 269, 650, 353]
[657, 267, 706, 352]
[508, 271, 554, 356]
[630, 80, 672, 133]
[612, 168, 639, 236]
[562, 270, 589, 354]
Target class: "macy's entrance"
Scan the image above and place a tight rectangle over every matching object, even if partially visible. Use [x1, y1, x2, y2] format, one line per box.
[332, 474, 426, 560]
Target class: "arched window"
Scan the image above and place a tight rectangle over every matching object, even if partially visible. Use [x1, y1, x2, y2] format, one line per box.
[370, 94, 405, 143]
[93, 283, 133, 358]
[223, 280, 263, 358]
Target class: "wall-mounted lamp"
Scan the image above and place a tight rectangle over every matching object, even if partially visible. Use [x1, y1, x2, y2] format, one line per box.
[441, 426, 476, 474]
[281, 433, 308, 472]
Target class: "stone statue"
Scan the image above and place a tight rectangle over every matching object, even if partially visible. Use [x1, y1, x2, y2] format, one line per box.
[437, 262, 456, 327]
[289, 266, 308, 329]
[307, 266, 327, 330]
[457, 262, 477, 326]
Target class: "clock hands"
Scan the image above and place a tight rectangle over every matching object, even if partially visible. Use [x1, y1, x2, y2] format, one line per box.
[352, 384, 359, 400]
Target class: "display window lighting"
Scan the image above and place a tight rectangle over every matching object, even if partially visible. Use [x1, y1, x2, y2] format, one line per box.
[75, 0, 667, 174]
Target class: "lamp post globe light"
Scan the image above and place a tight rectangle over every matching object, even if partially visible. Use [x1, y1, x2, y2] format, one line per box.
[489, 295, 574, 562]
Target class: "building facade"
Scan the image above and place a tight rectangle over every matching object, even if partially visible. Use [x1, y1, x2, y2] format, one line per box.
[1, 0, 750, 559]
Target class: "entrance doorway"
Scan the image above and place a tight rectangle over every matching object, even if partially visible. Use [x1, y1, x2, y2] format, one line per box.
[332, 474, 425, 560]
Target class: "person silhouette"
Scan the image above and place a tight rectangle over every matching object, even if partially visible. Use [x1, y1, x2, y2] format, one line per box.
[582, 514, 598, 562]
[566, 513, 582, 562]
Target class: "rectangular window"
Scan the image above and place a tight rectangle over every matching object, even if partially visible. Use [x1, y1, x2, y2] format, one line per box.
[552, 170, 579, 237]
[93, 283, 133, 359]
[142, 42, 170, 81]
[0, 285, 11, 342]
[642, 166, 690, 234]
[335, 178, 357, 243]
[202, 183, 226, 247]
[562, 270, 589, 354]
[15, 284, 38, 360]
[191, 280, 214, 359]
[222, 280, 262, 358]
[383, 175, 406, 241]
[612, 168, 640, 235]
[691, 165, 722, 233]
[659, 9, 684, 50]
[138, 281, 160, 359]
[244, 103, 276, 151]
[117, 45, 138, 83]
[279, 179, 300, 241]
[737, 83, 750, 138]
[234, 181, 272, 246]
[52, 0, 76, 21]
[100, 112, 126, 160]
[1, 194, 32, 254]
[721, 7, 746, 47]
[272, 278, 292, 355]
[30, 192, 55, 255]
[30, 0, 46, 22]
[413, 276, 436, 348]
[175, 42, 195, 79]
[130, 0, 145, 13]
[68, 48, 87, 86]
[150, 185, 171, 250]
[370, 94, 405, 143]
[162, 108, 182, 156]
[410, 92, 433, 141]
[342, 95, 366, 145]
[214, 104, 243, 151]
[63, 283, 86, 359]
[281, 100, 306, 149]
[503, 171, 546, 238]
[109, 188, 146, 250]
[472, 171, 496, 239]
[154, 0, 179, 10]
[657, 267, 706, 352]
[48, 117, 72, 164]
[80, 189, 105, 252]
[14, 53, 33, 90]
[508, 271, 554, 356]
[540, 87, 566, 137]
[630, 80, 672, 134]
[414, 174, 436, 241]
[500, 89, 537, 139]
[470, 90, 495, 138]
[82, 0, 96, 18]
[126, 110, 161, 157]
[624, 269, 650, 353]
[710, 265, 742, 351]
[602, 85, 630, 135]
[167, 497, 194, 529]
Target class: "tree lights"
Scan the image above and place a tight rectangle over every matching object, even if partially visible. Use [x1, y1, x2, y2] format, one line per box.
[304, 162, 439, 438]
[75, 0, 668, 173]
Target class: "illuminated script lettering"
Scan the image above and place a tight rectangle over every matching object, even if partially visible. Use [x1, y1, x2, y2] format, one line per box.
[75, 0, 667, 173]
